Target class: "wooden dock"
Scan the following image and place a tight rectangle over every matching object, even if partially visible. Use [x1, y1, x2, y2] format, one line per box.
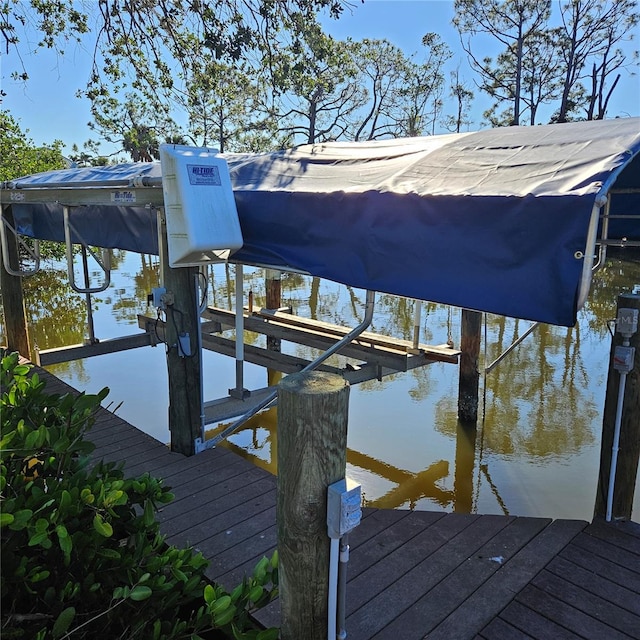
[36, 367, 640, 640]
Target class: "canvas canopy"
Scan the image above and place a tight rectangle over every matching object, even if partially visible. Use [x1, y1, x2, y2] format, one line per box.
[3, 117, 640, 327]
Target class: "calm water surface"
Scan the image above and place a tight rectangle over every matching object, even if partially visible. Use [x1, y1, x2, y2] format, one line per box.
[2, 250, 639, 521]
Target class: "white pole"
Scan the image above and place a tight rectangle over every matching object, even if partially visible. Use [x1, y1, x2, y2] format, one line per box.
[234, 263, 244, 395]
[606, 371, 627, 522]
[327, 537, 339, 640]
[412, 299, 422, 350]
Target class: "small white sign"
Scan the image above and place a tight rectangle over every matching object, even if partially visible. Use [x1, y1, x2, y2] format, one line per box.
[187, 164, 222, 186]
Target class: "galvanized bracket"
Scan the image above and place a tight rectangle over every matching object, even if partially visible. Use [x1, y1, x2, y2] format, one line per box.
[0, 208, 40, 276]
[63, 206, 111, 293]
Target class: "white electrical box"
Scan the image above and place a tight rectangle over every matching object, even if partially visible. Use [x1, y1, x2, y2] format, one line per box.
[616, 308, 639, 338]
[327, 477, 362, 539]
[159, 144, 243, 267]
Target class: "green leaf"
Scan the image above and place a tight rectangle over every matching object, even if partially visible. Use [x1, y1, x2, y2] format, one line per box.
[28, 531, 51, 548]
[229, 582, 244, 603]
[35, 518, 49, 533]
[204, 583, 216, 605]
[30, 570, 51, 583]
[53, 435, 71, 453]
[171, 567, 188, 582]
[13, 364, 31, 377]
[213, 603, 236, 628]
[0, 429, 17, 450]
[253, 556, 269, 579]
[24, 430, 39, 450]
[210, 594, 232, 616]
[256, 628, 280, 640]
[58, 530, 72, 563]
[104, 489, 125, 507]
[129, 585, 153, 601]
[184, 574, 202, 595]
[60, 489, 72, 509]
[93, 514, 113, 537]
[232, 625, 258, 640]
[143, 499, 156, 527]
[52, 606, 75, 639]
[248, 585, 263, 603]
[0, 512, 15, 527]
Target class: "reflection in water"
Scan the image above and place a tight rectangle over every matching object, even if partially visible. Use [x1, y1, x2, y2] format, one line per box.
[211, 406, 455, 511]
[2, 251, 639, 520]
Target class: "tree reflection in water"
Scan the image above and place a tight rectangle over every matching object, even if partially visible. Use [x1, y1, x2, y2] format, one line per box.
[3, 251, 639, 520]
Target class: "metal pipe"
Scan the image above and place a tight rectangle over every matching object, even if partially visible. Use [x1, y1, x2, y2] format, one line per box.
[63, 206, 111, 293]
[577, 195, 606, 311]
[606, 369, 627, 522]
[328, 537, 340, 640]
[231, 263, 246, 397]
[0, 209, 40, 276]
[412, 299, 422, 350]
[336, 535, 349, 640]
[4, 175, 163, 190]
[202, 289, 376, 449]
[592, 196, 610, 272]
[484, 322, 539, 373]
[196, 273, 206, 441]
[81, 246, 96, 344]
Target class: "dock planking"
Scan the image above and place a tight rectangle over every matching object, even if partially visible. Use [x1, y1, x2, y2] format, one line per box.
[27, 366, 640, 639]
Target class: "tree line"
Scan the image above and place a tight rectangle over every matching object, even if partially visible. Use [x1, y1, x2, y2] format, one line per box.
[1, 0, 637, 163]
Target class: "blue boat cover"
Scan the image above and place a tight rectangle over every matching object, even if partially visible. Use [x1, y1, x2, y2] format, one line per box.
[4, 118, 640, 327]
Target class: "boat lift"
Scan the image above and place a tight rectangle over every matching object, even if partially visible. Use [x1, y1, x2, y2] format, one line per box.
[2, 120, 639, 453]
[0, 146, 460, 455]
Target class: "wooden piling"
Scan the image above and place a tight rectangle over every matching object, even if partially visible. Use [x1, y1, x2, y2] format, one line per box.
[458, 309, 482, 424]
[0, 205, 31, 359]
[265, 269, 282, 353]
[594, 292, 640, 521]
[277, 371, 350, 640]
[158, 213, 202, 456]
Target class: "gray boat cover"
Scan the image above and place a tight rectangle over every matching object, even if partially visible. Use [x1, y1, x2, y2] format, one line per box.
[5, 117, 640, 326]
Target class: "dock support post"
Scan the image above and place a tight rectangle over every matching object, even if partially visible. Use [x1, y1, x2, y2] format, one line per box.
[594, 292, 640, 521]
[159, 213, 202, 456]
[0, 205, 31, 359]
[277, 371, 349, 640]
[265, 269, 282, 354]
[458, 309, 482, 424]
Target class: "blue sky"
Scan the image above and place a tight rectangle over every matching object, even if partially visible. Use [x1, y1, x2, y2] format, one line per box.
[2, 0, 639, 156]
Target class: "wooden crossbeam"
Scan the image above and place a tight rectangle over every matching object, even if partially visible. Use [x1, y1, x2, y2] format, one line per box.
[202, 306, 459, 370]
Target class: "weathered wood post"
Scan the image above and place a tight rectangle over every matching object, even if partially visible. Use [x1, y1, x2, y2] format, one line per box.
[159, 212, 202, 456]
[277, 371, 349, 640]
[0, 205, 31, 359]
[265, 268, 282, 355]
[458, 309, 482, 424]
[594, 292, 640, 521]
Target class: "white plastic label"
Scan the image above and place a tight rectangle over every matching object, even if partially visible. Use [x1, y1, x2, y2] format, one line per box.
[613, 345, 635, 374]
[187, 164, 222, 186]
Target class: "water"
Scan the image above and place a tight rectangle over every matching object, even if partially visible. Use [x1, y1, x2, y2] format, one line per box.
[2, 249, 639, 521]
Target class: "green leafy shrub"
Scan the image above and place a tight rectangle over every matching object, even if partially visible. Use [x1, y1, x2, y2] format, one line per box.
[0, 351, 279, 639]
